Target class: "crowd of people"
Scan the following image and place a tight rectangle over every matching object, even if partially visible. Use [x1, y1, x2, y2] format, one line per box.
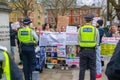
[9, 13, 120, 80]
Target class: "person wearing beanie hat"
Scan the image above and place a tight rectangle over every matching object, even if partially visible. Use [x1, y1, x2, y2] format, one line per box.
[18, 18, 38, 80]
[96, 19, 104, 78]
[97, 20, 103, 26]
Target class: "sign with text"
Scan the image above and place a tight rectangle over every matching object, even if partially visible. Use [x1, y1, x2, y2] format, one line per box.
[66, 26, 78, 32]
[100, 37, 120, 56]
[57, 16, 69, 28]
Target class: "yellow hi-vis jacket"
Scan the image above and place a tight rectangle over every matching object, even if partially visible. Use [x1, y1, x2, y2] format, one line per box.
[18, 27, 36, 44]
[0, 50, 11, 80]
[78, 25, 98, 47]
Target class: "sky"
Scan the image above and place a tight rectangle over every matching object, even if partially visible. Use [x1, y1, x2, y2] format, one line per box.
[77, 0, 106, 6]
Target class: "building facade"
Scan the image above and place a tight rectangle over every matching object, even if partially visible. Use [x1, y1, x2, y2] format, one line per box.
[9, 2, 44, 28]
[47, 5, 101, 25]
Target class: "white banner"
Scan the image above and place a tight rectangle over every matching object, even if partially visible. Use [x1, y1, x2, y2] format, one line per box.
[66, 32, 78, 45]
[102, 37, 120, 44]
[39, 32, 66, 46]
[66, 26, 78, 32]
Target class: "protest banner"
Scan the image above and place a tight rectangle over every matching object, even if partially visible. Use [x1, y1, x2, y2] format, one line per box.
[39, 32, 66, 46]
[66, 45, 80, 65]
[45, 46, 58, 64]
[66, 58, 79, 65]
[100, 37, 120, 56]
[39, 32, 66, 64]
[39, 32, 80, 65]
[57, 16, 69, 28]
[66, 26, 78, 32]
[66, 32, 78, 45]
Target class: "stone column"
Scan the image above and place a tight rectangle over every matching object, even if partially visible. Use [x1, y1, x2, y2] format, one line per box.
[0, 1, 12, 53]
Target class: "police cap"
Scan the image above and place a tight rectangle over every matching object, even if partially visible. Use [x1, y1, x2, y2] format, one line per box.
[22, 18, 32, 25]
[84, 14, 94, 20]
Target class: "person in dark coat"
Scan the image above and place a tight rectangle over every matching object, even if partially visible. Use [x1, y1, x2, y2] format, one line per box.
[105, 40, 120, 80]
[10, 22, 17, 60]
[0, 45, 23, 80]
[96, 19, 104, 78]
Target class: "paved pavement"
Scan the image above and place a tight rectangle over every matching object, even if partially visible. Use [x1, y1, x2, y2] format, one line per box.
[14, 46, 109, 80]
[40, 66, 107, 80]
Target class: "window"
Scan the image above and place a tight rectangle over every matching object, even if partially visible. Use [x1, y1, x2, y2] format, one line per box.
[38, 16, 40, 19]
[74, 17, 78, 23]
[38, 10, 40, 14]
[74, 10, 78, 15]
[84, 10, 88, 15]
[50, 18, 54, 23]
[80, 10, 82, 15]
[80, 17, 82, 24]
[91, 9, 96, 13]
[38, 22, 41, 25]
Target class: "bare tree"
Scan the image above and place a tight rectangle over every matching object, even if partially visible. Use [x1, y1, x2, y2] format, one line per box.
[109, 0, 120, 23]
[9, 0, 36, 18]
[100, 0, 117, 25]
[41, 0, 75, 25]
[60, 0, 75, 16]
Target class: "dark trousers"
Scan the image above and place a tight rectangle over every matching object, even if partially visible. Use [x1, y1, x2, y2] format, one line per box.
[79, 48, 96, 80]
[21, 44, 36, 80]
[60, 60, 68, 66]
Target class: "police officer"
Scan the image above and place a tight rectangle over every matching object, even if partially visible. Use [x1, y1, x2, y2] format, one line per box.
[0, 45, 23, 80]
[18, 18, 38, 80]
[78, 14, 99, 80]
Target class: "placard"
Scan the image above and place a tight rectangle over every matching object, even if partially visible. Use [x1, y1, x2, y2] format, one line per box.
[100, 37, 120, 56]
[57, 16, 69, 28]
[66, 26, 77, 32]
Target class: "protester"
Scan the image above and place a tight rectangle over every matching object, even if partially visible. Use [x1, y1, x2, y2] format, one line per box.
[61, 26, 66, 32]
[105, 23, 120, 37]
[96, 19, 104, 78]
[10, 22, 17, 60]
[105, 40, 120, 80]
[36, 26, 42, 35]
[43, 23, 55, 69]
[43, 23, 54, 32]
[18, 18, 38, 80]
[78, 14, 99, 80]
[56, 28, 61, 32]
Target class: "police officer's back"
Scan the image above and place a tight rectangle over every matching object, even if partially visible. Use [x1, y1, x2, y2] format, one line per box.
[18, 18, 38, 80]
[78, 14, 99, 80]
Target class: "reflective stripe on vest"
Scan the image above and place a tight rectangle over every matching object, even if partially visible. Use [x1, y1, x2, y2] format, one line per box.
[18, 27, 35, 43]
[78, 25, 98, 47]
[3, 51, 11, 80]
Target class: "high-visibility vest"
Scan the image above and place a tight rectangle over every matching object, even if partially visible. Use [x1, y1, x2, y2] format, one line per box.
[0, 50, 11, 80]
[18, 27, 36, 44]
[78, 25, 98, 47]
